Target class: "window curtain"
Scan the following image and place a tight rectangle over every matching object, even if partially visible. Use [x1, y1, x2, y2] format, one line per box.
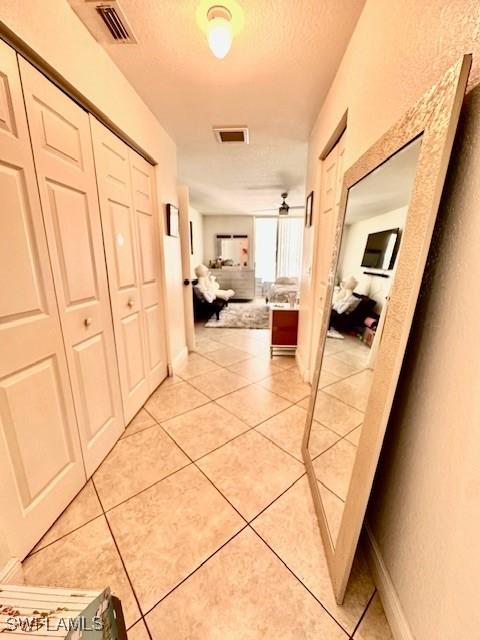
[276, 217, 303, 279]
[254, 217, 278, 283]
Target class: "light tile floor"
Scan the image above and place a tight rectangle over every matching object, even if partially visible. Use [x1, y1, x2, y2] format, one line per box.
[308, 334, 373, 544]
[23, 325, 392, 639]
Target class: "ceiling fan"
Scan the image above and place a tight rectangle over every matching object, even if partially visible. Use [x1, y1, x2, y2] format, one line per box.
[253, 192, 305, 216]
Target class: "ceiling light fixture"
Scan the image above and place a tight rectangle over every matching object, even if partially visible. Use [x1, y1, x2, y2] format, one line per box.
[207, 5, 233, 59]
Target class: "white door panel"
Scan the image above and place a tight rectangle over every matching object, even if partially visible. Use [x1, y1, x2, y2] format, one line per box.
[90, 118, 150, 422]
[129, 151, 167, 390]
[20, 59, 124, 477]
[309, 133, 346, 375]
[0, 41, 85, 559]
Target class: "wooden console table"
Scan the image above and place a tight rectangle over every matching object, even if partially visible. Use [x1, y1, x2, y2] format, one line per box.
[269, 304, 299, 356]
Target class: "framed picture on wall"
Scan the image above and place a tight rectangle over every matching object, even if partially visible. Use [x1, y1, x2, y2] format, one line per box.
[189, 220, 194, 254]
[305, 191, 314, 227]
[166, 203, 179, 237]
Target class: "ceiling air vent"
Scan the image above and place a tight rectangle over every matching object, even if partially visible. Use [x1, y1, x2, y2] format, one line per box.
[96, 4, 132, 41]
[213, 127, 249, 144]
[69, 1, 137, 44]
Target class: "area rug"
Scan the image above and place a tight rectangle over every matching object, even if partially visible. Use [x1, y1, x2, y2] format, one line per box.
[205, 302, 269, 329]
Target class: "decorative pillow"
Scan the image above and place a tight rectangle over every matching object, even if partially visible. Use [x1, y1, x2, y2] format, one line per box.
[333, 294, 361, 315]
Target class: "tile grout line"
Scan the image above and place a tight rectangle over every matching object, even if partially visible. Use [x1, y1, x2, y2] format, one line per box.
[101, 461, 193, 515]
[140, 414, 348, 625]
[152, 398, 308, 528]
[155, 370, 300, 437]
[137, 471, 339, 625]
[194, 331, 370, 628]
[320, 368, 371, 414]
[246, 472, 308, 524]
[194, 334, 369, 630]
[300, 409, 364, 445]
[140, 524, 250, 620]
[25, 481, 101, 558]
[189, 425, 256, 463]
[253, 427, 308, 466]
[32, 422, 335, 561]
[310, 430, 358, 462]
[154, 394, 303, 468]
[26, 513, 106, 557]
[171, 331, 367, 632]
[143, 391, 211, 423]
[186, 347, 254, 369]
[29, 332, 365, 637]
[151, 376, 346, 480]
[33, 360, 347, 563]
[184, 365, 305, 406]
[349, 588, 377, 638]
[248, 525, 352, 637]
[146, 373, 313, 482]
[316, 479, 346, 505]
[321, 364, 367, 389]
[152, 419, 250, 526]
[176, 339, 300, 398]
[90, 479, 151, 638]
[186, 373, 252, 400]
[211, 386, 293, 425]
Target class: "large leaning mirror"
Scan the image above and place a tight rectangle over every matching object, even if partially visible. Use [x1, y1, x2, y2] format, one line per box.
[302, 55, 471, 603]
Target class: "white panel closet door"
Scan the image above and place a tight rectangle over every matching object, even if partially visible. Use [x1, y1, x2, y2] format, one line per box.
[0, 42, 85, 559]
[90, 118, 150, 422]
[20, 60, 124, 477]
[129, 151, 168, 391]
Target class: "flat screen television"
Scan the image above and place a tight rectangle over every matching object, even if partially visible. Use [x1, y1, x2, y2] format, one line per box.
[361, 228, 400, 270]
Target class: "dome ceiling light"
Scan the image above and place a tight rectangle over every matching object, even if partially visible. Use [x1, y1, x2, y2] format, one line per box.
[206, 5, 233, 58]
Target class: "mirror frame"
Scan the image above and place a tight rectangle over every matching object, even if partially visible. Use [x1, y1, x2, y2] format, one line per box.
[302, 55, 471, 604]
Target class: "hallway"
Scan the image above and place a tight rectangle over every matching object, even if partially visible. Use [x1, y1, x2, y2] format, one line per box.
[21, 326, 391, 639]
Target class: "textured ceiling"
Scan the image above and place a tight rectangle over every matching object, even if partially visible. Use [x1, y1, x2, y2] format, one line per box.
[87, 0, 365, 214]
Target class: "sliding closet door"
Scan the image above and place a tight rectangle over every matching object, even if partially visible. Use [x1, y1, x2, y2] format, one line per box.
[0, 42, 85, 558]
[129, 151, 168, 391]
[90, 119, 149, 422]
[20, 60, 124, 477]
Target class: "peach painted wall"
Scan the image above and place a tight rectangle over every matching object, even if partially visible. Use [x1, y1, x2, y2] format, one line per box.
[302, 0, 480, 637]
[0, 0, 186, 364]
[0, 530, 11, 576]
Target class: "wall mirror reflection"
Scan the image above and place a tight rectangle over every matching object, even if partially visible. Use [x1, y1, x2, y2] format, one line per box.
[301, 55, 470, 605]
[215, 234, 249, 267]
[307, 137, 421, 547]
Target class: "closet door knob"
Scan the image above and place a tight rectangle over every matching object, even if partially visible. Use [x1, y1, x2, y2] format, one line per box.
[84, 317, 93, 327]
[127, 298, 135, 308]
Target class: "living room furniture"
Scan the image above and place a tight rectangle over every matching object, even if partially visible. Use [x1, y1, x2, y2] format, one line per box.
[266, 277, 299, 304]
[192, 283, 227, 321]
[329, 293, 377, 334]
[269, 304, 299, 356]
[211, 268, 255, 300]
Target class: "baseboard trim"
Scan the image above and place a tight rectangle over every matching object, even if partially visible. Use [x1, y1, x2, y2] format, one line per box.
[171, 345, 188, 373]
[0, 558, 24, 584]
[363, 521, 413, 640]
